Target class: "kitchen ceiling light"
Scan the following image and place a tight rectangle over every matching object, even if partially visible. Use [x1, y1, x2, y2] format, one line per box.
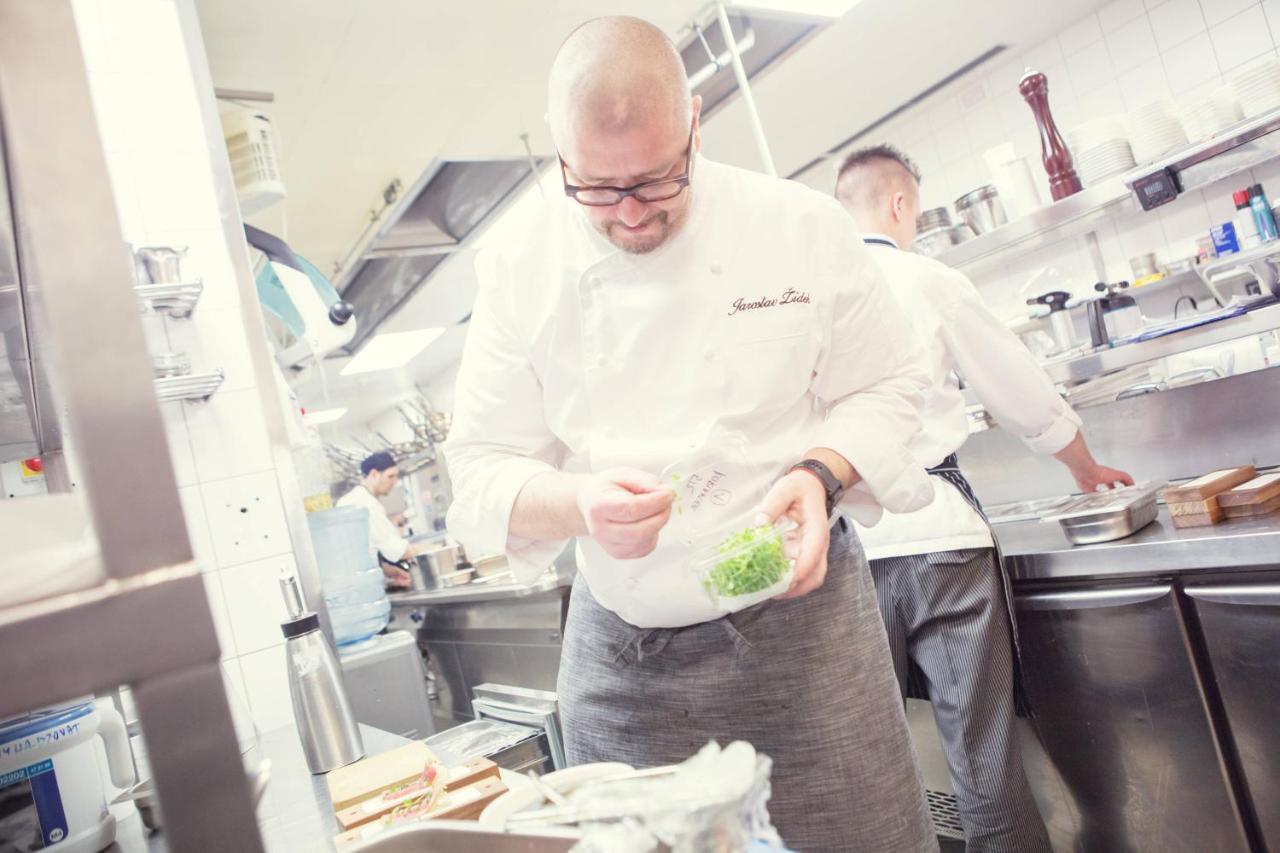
[302, 407, 348, 426]
[340, 328, 447, 376]
[738, 0, 863, 18]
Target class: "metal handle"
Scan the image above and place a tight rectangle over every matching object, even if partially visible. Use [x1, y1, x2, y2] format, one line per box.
[1017, 584, 1172, 611]
[1185, 583, 1280, 606]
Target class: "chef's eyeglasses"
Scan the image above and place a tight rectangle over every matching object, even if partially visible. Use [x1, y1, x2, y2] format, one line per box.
[560, 124, 695, 207]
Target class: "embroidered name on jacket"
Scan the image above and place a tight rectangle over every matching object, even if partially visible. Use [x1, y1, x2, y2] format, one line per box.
[727, 288, 811, 316]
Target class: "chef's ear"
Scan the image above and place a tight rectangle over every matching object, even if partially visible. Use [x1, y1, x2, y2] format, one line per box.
[890, 191, 905, 222]
[691, 94, 703, 151]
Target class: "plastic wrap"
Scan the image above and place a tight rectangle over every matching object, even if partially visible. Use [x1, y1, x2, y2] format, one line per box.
[568, 741, 782, 853]
[422, 719, 537, 763]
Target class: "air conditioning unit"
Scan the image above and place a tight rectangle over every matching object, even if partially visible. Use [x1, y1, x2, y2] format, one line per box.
[221, 108, 286, 215]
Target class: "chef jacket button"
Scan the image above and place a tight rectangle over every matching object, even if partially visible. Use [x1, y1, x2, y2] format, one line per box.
[586, 275, 601, 287]
[710, 263, 722, 274]
[595, 355, 607, 367]
[703, 348, 716, 361]
[625, 577, 638, 590]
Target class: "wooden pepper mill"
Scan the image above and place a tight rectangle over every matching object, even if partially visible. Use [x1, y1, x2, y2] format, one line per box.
[1019, 70, 1081, 201]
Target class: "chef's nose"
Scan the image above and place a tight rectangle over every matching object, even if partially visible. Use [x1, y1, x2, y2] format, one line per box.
[617, 195, 648, 226]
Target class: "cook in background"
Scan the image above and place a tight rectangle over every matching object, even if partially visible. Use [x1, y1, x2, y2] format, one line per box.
[335, 451, 415, 589]
[835, 144, 1133, 853]
[442, 17, 941, 851]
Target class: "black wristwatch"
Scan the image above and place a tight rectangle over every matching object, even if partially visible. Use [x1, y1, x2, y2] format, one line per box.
[790, 459, 845, 517]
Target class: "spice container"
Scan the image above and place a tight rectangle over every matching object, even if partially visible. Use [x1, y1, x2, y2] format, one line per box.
[690, 517, 796, 611]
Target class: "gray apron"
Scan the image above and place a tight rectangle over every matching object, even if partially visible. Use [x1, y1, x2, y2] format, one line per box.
[556, 524, 938, 853]
[924, 453, 1030, 717]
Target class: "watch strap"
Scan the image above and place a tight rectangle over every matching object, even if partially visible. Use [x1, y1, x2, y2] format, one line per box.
[789, 459, 845, 515]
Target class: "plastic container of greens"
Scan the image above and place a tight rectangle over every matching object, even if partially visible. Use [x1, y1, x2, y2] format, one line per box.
[690, 516, 797, 612]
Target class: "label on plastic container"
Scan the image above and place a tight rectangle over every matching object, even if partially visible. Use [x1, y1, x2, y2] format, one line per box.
[1211, 222, 1240, 256]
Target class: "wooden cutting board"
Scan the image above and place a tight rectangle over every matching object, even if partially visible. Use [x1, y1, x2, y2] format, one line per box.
[326, 742, 438, 812]
[334, 776, 507, 851]
[335, 757, 500, 830]
[1169, 496, 1224, 528]
[1162, 466, 1257, 503]
[1216, 473, 1280, 509]
[1222, 492, 1280, 519]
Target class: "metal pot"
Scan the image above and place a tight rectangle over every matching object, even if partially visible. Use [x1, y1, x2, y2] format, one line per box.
[954, 185, 1008, 235]
[409, 543, 461, 591]
[916, 207, 952, 232]
[134, 245, 188, 284]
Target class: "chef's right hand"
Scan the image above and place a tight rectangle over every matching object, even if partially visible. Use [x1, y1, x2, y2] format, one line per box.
[576, 468, 675, 560]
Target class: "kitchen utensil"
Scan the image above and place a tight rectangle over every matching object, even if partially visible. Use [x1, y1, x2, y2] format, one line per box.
[954, 185, 1007, 235]
[151, 352, 192, 378]
[1026, 290, 1078, 352]
[916, 207, 953, 232]
[0, 698, 137, 853]
[280, 574, 364, 774]
[1162, 466, 1258, 503]
[134, 245, 188, 283]
[334, 778, 508, 851]
[409, 543, 461, 591]
[437, 568, 475, 588]
[1216, 472, 1280, 518]
[913, 223, 971, 257]
[1043, 483, 1163, 545]
[1128, 100, 1189, 163]
[1168, 496, 1226, 528]
[1129, 253, 1159, 279]
[327, 742, 438, 812]
[1020, 70, 1082, 200]
[1230, 58, 1280, 117]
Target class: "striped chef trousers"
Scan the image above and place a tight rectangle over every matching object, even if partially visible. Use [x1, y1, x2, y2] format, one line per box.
[870, 548, 1052, 853]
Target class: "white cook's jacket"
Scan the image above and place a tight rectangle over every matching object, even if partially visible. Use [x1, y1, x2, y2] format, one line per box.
[443, 157, 934, 628]
[854, 236, 1082, 560]
[336, 485, 409, 563]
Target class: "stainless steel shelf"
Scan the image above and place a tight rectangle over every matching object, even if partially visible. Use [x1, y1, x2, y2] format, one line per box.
[154, 368, 224, 402]
[1042, 302, 1280, 384]
[0, 564, 219, 716]
[934, 177, 1137, 271]
[136, 279, 203, 318]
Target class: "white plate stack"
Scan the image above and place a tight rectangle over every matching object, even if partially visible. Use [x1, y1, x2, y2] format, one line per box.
[1127, 100, 1188, 164]
[1230, 58, 1280, 118]
[1066, 117, 1137, 186]
[1181, 87, 1244, 142]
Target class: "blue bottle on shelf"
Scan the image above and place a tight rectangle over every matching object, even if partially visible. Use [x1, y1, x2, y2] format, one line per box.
[306, 506, 390, 647]
[1249, 184, 1278, 242]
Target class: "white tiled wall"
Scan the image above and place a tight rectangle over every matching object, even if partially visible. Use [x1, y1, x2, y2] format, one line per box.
[807, 0, 1280, 316]
[71, 0, 298, 734]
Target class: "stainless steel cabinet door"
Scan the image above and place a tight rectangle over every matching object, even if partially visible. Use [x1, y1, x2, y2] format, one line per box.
[1186, 580, 1280, 853]
[1015, 584, 1251, 853]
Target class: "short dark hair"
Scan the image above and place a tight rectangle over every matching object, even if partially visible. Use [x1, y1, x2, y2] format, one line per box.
[835, 144, 921, 187]
[360, 451, 397, 476]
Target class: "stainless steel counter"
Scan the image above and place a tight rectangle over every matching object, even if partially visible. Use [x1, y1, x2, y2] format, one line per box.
[998, 506, 1280, 582]
[112, 724, 410, 853]
[388, 570, 570, 607]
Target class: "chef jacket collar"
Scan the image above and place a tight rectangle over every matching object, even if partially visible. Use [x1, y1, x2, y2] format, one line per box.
[862, 233, 899, 249]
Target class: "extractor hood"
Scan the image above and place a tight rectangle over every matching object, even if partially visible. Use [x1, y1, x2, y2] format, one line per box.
[680, 6, 824, 119]
[332, 157, 547, 353]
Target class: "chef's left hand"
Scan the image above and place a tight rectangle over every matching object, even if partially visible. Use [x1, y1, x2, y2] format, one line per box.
[757, 470, 830, 600]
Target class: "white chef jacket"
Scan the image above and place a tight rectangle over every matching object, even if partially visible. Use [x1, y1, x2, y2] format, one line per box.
[336, 485, 409, 563]
[442, 157, 935, 628]
[853, 235, 1082, 560]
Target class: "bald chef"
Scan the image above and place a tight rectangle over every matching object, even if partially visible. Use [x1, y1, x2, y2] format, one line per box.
[836, 144, 1133, 853]
[442, 15, 942, 852]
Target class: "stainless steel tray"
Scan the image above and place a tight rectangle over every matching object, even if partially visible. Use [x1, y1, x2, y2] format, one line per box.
[1043, 483, 1163, 544]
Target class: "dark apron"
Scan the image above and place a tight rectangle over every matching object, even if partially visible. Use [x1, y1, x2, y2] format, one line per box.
[916, 453, 1032, 717]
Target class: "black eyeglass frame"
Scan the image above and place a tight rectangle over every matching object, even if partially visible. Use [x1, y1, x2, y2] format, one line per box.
[559, 123, 696, 207]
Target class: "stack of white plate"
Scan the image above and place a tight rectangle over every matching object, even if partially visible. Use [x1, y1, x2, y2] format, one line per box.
[1181, 87, 1243, 142]
[1128, 100, 1188, 164]
[1075, 138, 1137, 186]
[1230, 58, 1280, 118]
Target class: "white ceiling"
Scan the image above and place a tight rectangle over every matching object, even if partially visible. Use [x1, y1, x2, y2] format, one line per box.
[196, 0, 1105, 432]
